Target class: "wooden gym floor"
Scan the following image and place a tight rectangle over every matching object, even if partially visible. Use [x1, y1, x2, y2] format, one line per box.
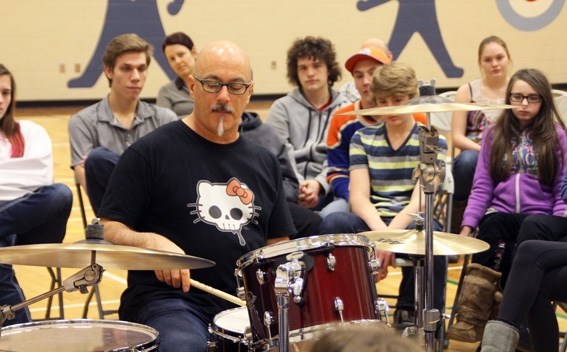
[9, 101, 567, 351]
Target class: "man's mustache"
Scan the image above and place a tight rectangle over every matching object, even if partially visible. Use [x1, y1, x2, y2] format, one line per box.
[211, 104, 234, 113]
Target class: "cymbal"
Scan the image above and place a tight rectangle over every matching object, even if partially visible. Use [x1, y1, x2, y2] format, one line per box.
[361, 229, 489, 256]
[336, 102, 515, 116]
[0, 242, 215, 270]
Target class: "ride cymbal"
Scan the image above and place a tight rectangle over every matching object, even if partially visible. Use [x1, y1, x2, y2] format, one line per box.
[361, 229, 489, 256]
[0, 242, 215, 270]
[336, 102, 514, 116]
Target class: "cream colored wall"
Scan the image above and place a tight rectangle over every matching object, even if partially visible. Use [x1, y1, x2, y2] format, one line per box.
[3, 0, 567, 102]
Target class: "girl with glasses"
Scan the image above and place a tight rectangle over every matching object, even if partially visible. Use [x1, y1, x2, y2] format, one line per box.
[447, 68, 567, 344]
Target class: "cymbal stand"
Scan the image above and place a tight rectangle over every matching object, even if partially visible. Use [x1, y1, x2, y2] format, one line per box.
[411, 113, 444, 351]
[0, 263, 103, 336]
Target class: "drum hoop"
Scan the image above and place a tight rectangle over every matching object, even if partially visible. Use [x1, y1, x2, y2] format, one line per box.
[236, 234, 372, 269]
[210, 307, 252, 345]
[208, 326, 250, 344]
[0, 319, 159, 351]
[1, 319, 158, 335]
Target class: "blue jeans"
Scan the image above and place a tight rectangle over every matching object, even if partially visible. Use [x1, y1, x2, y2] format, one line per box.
[84, 147, 120, 214]
[452, 150, 478, 201]
[0, 183, 72, 325]
[318, 212, 448, 312]
[122, 297, 212, 352]
[318, 197, 349, 219]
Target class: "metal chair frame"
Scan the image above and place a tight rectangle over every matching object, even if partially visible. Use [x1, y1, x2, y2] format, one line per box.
[38, 267, 65, 321]
[75, 179, 118, 319]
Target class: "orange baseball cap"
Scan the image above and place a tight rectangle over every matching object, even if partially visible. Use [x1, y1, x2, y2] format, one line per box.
[345, 47, 391, 74]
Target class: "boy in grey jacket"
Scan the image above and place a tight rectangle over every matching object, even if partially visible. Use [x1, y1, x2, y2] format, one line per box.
[266, 36, 347, 215]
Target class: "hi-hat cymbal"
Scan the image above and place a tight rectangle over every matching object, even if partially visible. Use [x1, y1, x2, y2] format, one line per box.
[0, 242, 215, 270]
[361, 229, 489, 256]
[337, 102, 514, 116]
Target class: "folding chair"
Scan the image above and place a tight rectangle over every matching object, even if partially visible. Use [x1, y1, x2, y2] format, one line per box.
[40, 267, 65, 320]
[75, 178, 88, 230]
[555, 301, 567, 352]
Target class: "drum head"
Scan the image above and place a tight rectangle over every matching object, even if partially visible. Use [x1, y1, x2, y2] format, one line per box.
[0, 319, 158, 351]
[213, 307, 250, 335]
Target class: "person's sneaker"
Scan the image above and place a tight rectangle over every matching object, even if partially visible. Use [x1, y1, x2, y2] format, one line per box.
[393, 309, 415, 330]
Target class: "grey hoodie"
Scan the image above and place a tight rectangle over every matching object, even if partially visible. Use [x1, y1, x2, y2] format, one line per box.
[266, 88, 346, 194]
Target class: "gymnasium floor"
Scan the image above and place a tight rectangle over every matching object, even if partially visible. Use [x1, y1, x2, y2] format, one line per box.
[8, 102, 567, 351]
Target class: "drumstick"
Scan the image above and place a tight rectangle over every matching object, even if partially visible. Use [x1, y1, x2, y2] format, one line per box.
[190, 279, 246, 307]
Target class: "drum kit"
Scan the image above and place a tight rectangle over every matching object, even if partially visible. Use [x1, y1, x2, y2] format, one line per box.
[0, 83, 514, 351]
[0, 229, 488, 352]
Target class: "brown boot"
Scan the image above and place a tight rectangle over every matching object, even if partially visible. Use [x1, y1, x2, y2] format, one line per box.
[490, 290, 503, 320]
[446, 263, 502, 342]
[450, 199, 468, 234]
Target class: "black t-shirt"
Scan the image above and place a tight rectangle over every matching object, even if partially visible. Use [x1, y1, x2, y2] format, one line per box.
[98, 120, 295, 317]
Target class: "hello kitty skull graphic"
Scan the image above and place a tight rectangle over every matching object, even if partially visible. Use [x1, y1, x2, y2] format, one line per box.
[188, 178, 259, 246]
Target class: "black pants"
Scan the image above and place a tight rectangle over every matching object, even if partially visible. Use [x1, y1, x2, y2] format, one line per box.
[287, 201, 322, 239]
[472, 212, 529, 285]
[516, 213, 567, 244]
[498, 240, 567, 352]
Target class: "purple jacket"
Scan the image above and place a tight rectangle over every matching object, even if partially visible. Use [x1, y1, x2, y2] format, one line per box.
[462, 124, 567, 229]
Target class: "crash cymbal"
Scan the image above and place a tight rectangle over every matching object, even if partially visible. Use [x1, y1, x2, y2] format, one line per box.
[361, 229, 489, 256]
[336, 102, 514, 116]
[0, 242, 215, 270]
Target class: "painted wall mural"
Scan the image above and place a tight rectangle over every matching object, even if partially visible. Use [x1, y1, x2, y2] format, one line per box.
[357, 0, 464, 78]
[68, 0, 186, 88]
[3, 1, 566, 101]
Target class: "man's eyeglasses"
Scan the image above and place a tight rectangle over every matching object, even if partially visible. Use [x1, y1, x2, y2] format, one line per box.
[193, 76, 252, 95]
[509, 93, 542, 104]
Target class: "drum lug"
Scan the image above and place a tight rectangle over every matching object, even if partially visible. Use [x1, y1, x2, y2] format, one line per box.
[264, 311, 275, 342]
[264, 311, 275, 328]
[234, 268, 247, 300]
[369, 259, 381, 274]
[326, 253, 336, 271]
[333, 297, 345, 322]
[375, 297, 391, 326]
[256, 269, 267, 285]
[236, 286, 246, 301]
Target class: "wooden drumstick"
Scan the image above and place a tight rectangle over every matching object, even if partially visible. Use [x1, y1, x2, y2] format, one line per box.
[190, 279, 246, 307]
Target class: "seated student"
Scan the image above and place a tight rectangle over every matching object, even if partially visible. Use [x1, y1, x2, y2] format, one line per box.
[326, 45, 391, 217]
[240, 111, 321, 238]
[319, 62, 448, 329]
[450, 36, 512, 233]
[69, 33, 177, 214]
[266, 36, 347, 215]
[157, 32, 198, 117]
[481, 240, 567, 352]
[338, 37, 394, 104]
[0, 64, 72, 325]
[447, 68, 567, 343]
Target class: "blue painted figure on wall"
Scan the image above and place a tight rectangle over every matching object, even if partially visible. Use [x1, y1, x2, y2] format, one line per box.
[68, 0, 184, 88]
[358, 0, 464, 78]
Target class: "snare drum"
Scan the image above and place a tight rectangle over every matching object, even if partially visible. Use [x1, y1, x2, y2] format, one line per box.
[0, 319, 158, 351]
[208, 307, 251, 351]
[236, 234, 379, 347]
